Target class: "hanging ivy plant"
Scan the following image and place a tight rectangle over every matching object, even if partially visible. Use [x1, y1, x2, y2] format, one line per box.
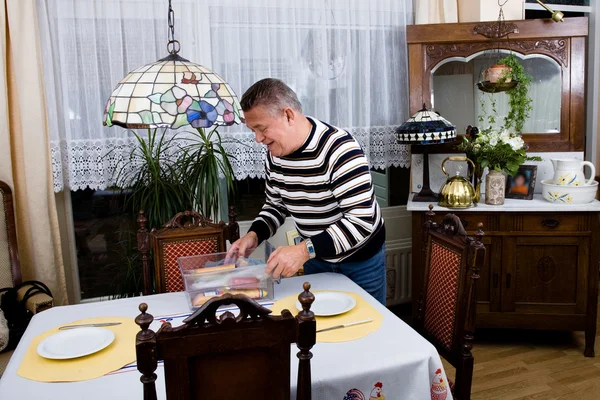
[497, 53, 533, 133]
[478, 53, 533, 133]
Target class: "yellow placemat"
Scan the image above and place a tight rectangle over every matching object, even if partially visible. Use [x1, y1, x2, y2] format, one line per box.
[18, 316, 138, 382]
[271, 291, 383, 343]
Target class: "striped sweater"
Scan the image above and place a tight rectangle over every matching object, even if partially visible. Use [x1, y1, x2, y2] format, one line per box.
[249, 117, 385, 263]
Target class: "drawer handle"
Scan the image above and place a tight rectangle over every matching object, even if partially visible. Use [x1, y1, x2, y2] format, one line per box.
[506, 273, 512, 289]
[542, 218, 560, 228]
[493, 273, 499, 289]
[460, 218, 469, 229]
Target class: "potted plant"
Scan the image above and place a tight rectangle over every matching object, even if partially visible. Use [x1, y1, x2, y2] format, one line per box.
[478, 53, 533, 133]
[459, 127, 541, 205]
[112, 127, 236, 230]
[485, 64, 512, 83]
[497, 54, 533, 133]
[112, 128, 191, 230]
[180, 127, 236, 223]
[108, 127, 236, 298]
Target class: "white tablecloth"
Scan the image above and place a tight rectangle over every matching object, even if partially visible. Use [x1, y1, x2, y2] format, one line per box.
[0, 273, 451, 400]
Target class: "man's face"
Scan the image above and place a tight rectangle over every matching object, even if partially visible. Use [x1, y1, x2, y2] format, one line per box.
[244, 105, 293, 157]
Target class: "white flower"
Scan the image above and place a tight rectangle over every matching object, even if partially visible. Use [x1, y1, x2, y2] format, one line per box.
[506, 136, 524, 151]
[489, 137, 498, 146]
[500, 129, 511, 141]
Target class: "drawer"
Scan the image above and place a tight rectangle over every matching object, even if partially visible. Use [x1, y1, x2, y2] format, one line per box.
[429, 213, 491, 232]
[517, 214, 587, 232]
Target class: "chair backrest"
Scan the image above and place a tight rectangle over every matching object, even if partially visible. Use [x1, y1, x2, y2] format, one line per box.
[0, 181, 21, 289]
[135, 282, 316, 400]
[414, 205, 485, 400]
[137, 209, 240, 294]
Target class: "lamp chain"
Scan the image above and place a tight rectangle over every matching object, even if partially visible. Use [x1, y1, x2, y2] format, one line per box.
[168, 0, 175, 43]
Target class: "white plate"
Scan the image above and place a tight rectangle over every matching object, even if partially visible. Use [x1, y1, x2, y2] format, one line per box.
[37, 327, 115, 360]
[296, 291, 356, 316]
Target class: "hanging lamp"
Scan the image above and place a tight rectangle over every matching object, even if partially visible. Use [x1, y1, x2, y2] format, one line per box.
[103, 0, 244, 130]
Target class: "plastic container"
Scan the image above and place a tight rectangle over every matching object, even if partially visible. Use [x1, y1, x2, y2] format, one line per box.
[177, 241, 276, 308]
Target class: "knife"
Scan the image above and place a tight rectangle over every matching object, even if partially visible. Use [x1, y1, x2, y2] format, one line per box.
[316, 319, 373, 333]
[58, 322, 122, 330]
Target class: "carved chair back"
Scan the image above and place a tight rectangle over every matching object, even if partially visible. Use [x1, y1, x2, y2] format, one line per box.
[137, 208, 240, 295]
[0, 181, 21, 289]
[135, 282, 316, 400]
[414, 205, 485, 400]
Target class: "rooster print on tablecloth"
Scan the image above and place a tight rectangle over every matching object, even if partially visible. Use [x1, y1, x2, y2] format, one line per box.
[343, 389, 365, 400]
[343, 382, 386, 400]
[369, 382, 385, 400]
[430, 368, 448, 400]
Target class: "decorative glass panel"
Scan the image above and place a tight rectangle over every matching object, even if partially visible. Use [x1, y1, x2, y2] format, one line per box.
[104, 59, 244, 129]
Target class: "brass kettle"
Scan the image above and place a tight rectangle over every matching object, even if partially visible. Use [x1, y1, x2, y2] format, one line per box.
[438, 156, 476, 208]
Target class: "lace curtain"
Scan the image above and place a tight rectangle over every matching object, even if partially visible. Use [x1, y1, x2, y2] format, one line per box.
[38, 0, 412, 192]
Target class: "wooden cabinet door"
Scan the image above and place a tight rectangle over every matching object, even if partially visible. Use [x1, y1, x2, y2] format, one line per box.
[502, 236, 589, 314]
[476, 236, 502, 314]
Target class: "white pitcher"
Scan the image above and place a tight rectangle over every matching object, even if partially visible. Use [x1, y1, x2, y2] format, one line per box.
[550, 159, 596, 186]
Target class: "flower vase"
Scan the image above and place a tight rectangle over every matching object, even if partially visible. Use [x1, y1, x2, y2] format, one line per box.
[471, 167, 483, 204]
[485, 170, 505, 205]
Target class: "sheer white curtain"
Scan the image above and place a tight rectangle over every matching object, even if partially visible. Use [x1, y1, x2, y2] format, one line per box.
[38, 0, 412, 192]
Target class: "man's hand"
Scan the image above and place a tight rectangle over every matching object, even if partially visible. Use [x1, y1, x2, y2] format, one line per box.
[266, 242, 310, 279]
[227, 231, 259, 260]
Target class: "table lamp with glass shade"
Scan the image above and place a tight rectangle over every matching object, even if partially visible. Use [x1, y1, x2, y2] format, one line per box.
[396, 104, 457, 202]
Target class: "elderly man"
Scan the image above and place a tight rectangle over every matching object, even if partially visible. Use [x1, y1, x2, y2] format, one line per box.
[229, 78, 386, 304]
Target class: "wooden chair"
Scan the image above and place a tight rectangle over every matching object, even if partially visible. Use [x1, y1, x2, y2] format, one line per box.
[414, 205, 486, 400]
[137, 208, 240, 295]
[0, 181, 53, 375]
[135, 282, 316, 400]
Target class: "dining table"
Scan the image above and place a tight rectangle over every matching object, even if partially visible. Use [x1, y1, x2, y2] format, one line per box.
[0, 272, 452, 400]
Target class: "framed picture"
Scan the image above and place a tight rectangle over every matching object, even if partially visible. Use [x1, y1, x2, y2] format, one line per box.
[505, 165, 537, 200]
[286, 229, 303, 246]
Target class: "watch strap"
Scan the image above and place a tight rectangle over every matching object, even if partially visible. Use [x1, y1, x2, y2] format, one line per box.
[305, 238, 316, 259]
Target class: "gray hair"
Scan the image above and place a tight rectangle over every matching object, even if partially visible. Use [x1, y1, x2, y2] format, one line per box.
[240, 78, 303, 115]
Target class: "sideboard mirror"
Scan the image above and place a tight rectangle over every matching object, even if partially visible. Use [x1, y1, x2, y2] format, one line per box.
[407, 17, 588, 153]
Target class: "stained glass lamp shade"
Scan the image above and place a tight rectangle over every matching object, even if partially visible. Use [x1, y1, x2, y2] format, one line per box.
[396, 104, 456, 202]
[103, 53, 244, 130]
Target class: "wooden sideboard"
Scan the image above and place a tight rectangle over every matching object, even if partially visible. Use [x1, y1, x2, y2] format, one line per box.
[408, 196, 600, 357]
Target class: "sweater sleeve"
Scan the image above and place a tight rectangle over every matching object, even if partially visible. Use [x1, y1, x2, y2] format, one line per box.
[309, 138, 381, 258]
[248, 156, 289, 243]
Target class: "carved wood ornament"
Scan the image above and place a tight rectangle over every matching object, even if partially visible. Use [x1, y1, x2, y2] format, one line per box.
[425, 38, 568, 72]
[473, 21, 519, 39]
[537, 255, 557, 283]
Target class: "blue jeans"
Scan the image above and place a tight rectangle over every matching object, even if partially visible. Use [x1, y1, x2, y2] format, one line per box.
[303, 245, 386, 305]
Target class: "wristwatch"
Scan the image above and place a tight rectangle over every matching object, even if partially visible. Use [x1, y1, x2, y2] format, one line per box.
[305, 238, 316, 259]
